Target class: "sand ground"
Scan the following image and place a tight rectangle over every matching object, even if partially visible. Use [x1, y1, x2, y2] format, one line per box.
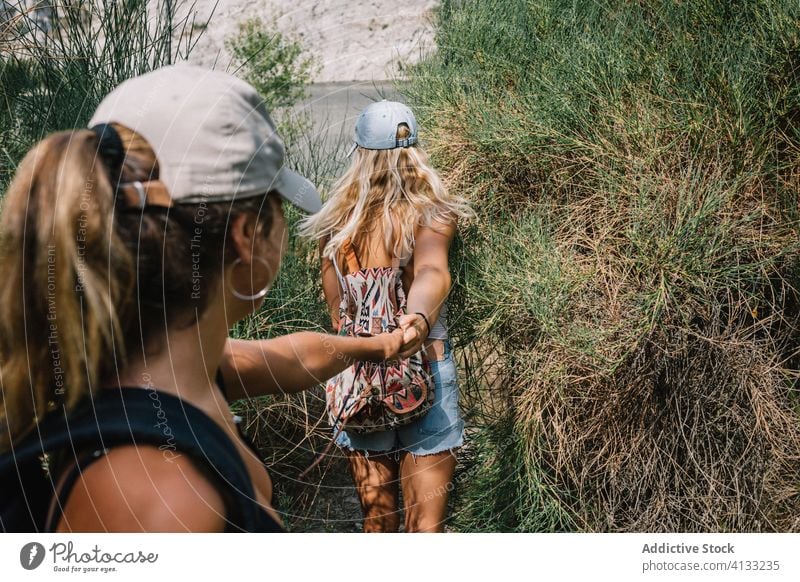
[177, 0, 439, 83]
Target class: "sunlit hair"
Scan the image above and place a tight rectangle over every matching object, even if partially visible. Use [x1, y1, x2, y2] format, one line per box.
[299, 124, 472, 265]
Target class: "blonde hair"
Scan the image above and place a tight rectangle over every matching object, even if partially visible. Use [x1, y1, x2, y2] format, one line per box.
[0, 129, 134, 448]
[299, 124, 473, 264]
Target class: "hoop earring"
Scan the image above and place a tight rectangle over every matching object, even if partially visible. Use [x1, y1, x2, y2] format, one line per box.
[229, 257, 273, 301]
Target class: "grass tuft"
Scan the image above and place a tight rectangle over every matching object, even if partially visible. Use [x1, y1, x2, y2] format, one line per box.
[408, 0, 800, 532]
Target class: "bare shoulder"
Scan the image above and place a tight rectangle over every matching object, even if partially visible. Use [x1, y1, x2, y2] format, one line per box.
[57, 444, 227, 532]
[418, 217, 457, 239]
[413, 219, 457, 262]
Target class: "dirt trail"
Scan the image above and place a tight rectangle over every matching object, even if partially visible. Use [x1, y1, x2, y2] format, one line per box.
[178, 0, 439, 83]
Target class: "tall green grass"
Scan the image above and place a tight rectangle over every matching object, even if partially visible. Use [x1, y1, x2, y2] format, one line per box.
[0, 0, 216, 188]
[407, 0, 800, 532]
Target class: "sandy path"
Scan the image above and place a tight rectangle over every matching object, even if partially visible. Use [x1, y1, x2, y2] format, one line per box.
[177, 0, 439, 83]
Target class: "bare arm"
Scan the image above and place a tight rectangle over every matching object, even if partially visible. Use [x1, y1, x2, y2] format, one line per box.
[398, 220, 457, 358]
[220, 330, 404, 401]
[320, 237, 341, 329]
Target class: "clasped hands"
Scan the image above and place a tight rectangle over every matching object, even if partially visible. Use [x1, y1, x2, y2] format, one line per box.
[363, 313, 430, 362]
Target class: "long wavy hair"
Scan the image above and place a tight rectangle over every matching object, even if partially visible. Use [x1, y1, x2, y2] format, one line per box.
[299, 124, 472, 265]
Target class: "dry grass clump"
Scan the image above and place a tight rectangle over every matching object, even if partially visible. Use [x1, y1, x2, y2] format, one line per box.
[406, 0, 800, 531]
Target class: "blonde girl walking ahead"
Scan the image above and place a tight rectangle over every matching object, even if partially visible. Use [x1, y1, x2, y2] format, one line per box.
[300, 100, 473, 532]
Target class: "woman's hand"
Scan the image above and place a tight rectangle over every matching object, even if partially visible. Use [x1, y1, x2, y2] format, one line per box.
[397, 312, 430, 359]
[357, 328, 406, 362]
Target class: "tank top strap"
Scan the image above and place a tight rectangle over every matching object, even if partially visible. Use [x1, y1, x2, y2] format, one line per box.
[336, 240, 402, 273]
[332, 256, 347, 290]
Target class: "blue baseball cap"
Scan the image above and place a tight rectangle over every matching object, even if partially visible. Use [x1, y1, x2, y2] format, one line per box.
[347, 99, 418, 157]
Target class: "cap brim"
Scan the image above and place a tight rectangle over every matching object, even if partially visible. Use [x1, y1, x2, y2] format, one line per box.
[274, 168, 322, 214]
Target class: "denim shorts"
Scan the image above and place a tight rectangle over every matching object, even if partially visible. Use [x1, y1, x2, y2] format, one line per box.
[335, 340, 465, 457]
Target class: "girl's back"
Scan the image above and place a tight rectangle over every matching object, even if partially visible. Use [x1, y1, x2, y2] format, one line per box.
[299, 99, 474, 532]
[303, 118, 471, 321]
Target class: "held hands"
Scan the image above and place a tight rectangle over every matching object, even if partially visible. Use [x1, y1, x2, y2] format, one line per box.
[359, 313, 430, 362]
[362, 328, 406, 362]
[397, 312, 430, 359]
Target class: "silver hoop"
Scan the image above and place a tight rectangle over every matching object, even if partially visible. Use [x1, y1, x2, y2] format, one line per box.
[229, 257, 272, 301]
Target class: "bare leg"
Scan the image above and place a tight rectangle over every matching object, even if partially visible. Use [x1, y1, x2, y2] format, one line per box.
[400, 450, 457, 533]
[345, 450, 401, 532]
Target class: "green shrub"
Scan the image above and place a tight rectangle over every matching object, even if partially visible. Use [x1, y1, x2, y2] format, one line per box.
[225, 17, 315, 111]
[409, 0, 800, 532]
[0, 0, 211, 189]
[224, 16, 322, 173]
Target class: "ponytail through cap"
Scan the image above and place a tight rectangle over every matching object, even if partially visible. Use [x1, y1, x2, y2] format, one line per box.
[90, 122, 125, 189]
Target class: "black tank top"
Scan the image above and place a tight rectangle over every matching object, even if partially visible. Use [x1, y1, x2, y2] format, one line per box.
[43, 374, 284, 533]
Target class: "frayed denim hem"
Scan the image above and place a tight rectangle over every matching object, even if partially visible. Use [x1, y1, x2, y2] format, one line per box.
[336, 429, 464, 463]
[404, 426, 464, 462]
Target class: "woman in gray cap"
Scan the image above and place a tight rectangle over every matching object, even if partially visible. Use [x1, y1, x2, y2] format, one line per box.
[0, 65, 404, 532]
[301, 100, 473, 532]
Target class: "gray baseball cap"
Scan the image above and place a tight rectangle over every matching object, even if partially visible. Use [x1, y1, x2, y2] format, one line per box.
[347, 99, 418, 156]
[88, 63, 321, 213]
